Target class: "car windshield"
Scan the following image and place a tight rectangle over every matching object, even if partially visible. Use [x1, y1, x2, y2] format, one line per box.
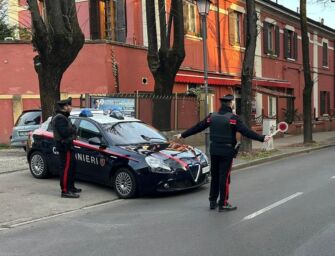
[103, 122, 167, 146]
[16, 111, 41, 126]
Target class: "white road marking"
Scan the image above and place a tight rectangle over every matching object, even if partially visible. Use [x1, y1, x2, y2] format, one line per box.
[243, 192, 303, 221]
[331, 176, 335, 179]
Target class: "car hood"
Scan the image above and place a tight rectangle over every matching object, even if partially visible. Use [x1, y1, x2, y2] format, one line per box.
[122, 142, 207, 168]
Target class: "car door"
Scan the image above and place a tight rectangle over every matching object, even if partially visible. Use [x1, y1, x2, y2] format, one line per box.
[74, 119, 111, 184]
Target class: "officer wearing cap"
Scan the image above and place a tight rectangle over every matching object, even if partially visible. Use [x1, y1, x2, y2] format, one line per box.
[52, 97, 81, 198]
[176, 94, 270, 211]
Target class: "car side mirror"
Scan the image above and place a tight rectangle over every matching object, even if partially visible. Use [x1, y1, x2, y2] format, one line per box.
[88, 137, 102, 146]
[88, 137, 107, 149]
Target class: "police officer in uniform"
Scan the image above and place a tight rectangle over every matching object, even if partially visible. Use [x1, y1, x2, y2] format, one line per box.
[52, 97, 81, 198]
[176, 94, 270, 211]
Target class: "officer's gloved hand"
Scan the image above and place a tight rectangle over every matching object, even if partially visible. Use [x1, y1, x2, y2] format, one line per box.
[173, 134, 182, 140]
[264, 135, 271, 142]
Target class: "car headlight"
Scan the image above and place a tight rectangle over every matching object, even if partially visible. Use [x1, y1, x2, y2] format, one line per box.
[145, 156, 171, 173]
[200, 153, 209, 164]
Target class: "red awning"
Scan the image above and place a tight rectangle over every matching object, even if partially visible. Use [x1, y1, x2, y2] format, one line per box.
[253, 78, 291, 88]
[175, 73, 240, 86]
[176, 73, 291, 89]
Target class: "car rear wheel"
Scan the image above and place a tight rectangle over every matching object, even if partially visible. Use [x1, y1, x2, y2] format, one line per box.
[113, 168, 137, 199]
[29, 151, 50, 179]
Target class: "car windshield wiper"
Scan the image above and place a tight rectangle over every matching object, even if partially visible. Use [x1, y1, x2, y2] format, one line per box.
[140, 135, 166, 142]
[115, 142, 149, 146]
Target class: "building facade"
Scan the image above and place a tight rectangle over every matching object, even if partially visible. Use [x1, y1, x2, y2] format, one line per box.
[0, 0, 334, 144]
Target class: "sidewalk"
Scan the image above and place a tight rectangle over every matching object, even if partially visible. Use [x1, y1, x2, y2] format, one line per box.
[196, 130, 335, 170]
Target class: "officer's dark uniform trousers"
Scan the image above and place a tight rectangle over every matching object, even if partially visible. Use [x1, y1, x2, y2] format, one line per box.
[209, 155, 233, 206]
[52, 112, 77, 193]
[59, 149, 76, 193]
[181, 106, 265, 206]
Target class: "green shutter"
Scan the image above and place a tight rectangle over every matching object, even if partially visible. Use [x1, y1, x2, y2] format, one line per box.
[263, 22, 268, 54]
[284, 29, 288, 58]
[293, 32, 298, 60]
[275, 25, 280, 56]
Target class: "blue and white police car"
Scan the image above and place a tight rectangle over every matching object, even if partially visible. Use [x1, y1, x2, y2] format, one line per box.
[27, 109, 210, 198]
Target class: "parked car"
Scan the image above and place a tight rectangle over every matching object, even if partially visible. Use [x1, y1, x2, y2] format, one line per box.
[27, 109, 210, 198]
[10, 109, 42, 150]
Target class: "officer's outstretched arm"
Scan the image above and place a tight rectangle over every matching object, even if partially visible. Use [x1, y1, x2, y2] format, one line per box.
[235, 117, 265, 142]
[180, 113, 212, 139]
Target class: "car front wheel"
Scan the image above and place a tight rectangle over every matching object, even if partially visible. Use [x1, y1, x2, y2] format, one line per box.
[29, 151, 50, 179]
[113, 168, 137, 199]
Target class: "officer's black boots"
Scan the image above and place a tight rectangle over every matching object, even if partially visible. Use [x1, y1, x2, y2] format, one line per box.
[70, 187, 82, 193]
[218, 202, 237, 212]
[61, 191, 80, 198]
[209, 201, 218, 210]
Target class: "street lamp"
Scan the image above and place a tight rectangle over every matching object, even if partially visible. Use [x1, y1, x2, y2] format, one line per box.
[196, 0, 211, 156]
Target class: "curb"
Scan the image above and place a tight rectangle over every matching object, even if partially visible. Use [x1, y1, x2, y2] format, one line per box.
[232, 144, 335, 171]
[0, 198, 122, 231]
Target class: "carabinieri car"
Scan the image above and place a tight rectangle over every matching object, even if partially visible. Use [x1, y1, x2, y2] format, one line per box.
[27, 109, 210, 198]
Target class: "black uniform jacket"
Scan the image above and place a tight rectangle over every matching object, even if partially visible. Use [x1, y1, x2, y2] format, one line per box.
[52, 111, 77, 151]
[181, 105, 265, 156]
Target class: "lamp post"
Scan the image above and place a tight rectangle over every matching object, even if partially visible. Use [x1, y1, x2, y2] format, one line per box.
[196, 0, 211, 156]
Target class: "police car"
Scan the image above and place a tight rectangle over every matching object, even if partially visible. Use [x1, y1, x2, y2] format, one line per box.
[27, 109, 210, 198]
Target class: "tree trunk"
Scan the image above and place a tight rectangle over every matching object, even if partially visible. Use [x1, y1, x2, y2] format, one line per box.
[146, 0, 185, 130]
[240, 0, 257, 152]
[152, 63, 175, 130]
[300, 0, 314, 144]
[28, 0, 85, 120]
[37, 64, 63, 120]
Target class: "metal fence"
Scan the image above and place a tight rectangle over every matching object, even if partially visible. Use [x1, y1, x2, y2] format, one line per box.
[81, 93, 200, 130]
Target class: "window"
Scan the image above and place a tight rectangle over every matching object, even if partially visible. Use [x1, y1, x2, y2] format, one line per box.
[320, 91, 330, 115]
[90, 0, 127, 41]
[322, 42, 328, 67]
[77, 120, 102, 141]
[183, 0, 200, 36]
[268, 96, 277, 117]
[263, 22, 280, 56]
[229, 11, 244, 46]
[284, 29, 298, 60]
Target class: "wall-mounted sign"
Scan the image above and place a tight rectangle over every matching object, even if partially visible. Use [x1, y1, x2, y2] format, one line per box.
[90, 97, 136, 117]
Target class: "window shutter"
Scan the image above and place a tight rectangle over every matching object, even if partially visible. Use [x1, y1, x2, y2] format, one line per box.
[243, 14, 247, 47]
[183, 2, 189, 33]
[323, 43, 328, 66]
[275, 25, 280, 56]
[293, 32, 298, 60]
[229, 11, 236, 45]
[283, 29, 288, 58]
[263, 22, 268, 54]
[116, 0, 127, 42]
[89, 0, 101, 40]
[320, 92, 325, 115]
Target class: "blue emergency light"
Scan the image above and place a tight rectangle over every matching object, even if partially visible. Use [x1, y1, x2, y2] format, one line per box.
[79, 109, 93, 117]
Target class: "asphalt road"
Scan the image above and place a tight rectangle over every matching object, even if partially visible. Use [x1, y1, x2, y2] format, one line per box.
[1, 147, 335, 256]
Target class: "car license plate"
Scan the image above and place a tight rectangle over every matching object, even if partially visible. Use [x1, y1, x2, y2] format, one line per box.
[202, 166, 210, 174]
[19, 131, 30, 136]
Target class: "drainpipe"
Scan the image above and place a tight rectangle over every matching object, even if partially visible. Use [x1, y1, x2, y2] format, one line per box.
[216, 0, 222, 73]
